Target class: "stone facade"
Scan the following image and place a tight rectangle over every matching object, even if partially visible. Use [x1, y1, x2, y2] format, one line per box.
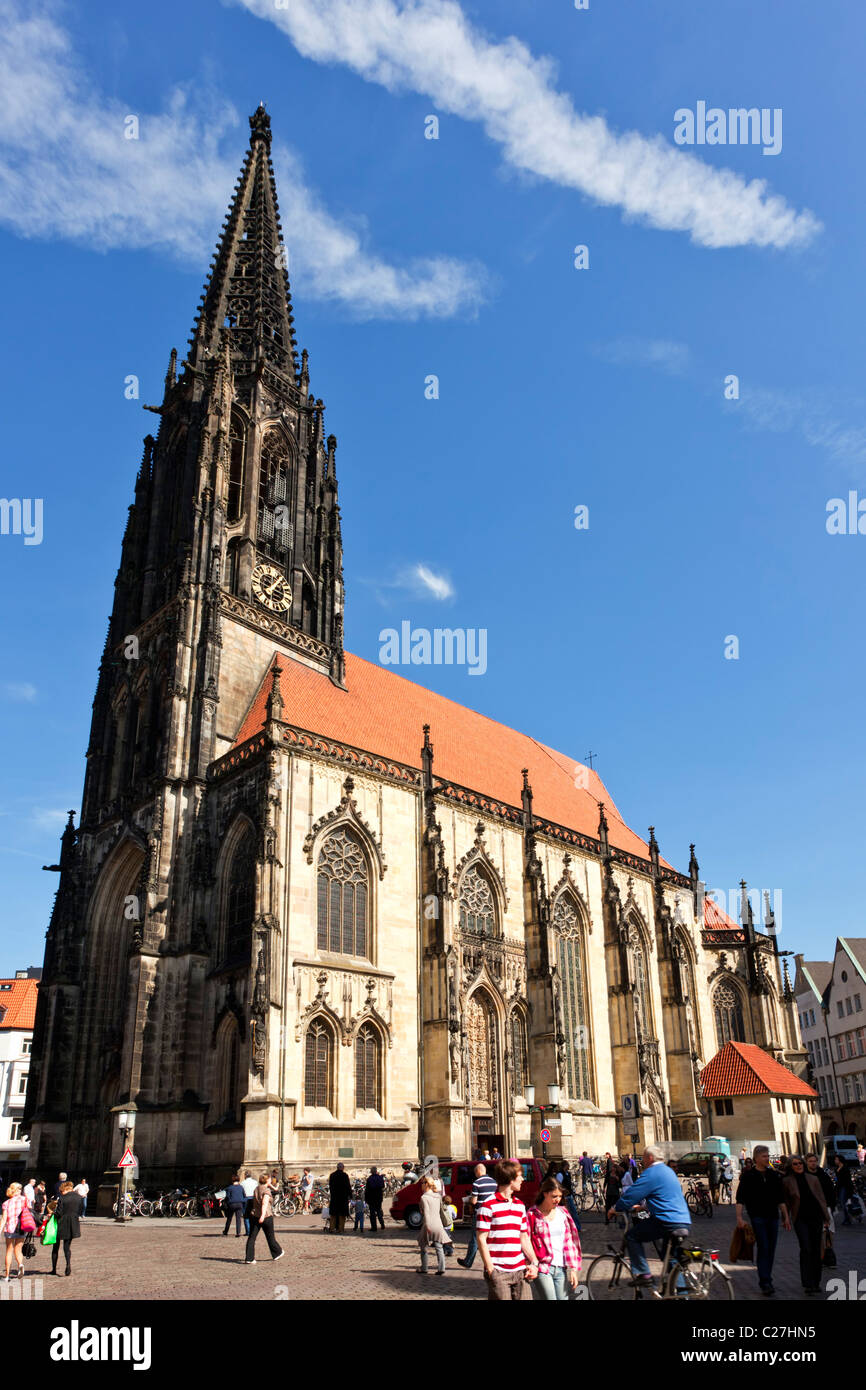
[23, 108, 805, 1186]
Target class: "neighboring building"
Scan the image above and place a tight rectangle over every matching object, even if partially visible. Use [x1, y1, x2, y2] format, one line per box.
[793, 956, 835, 1112]
[0, 971, 40, 1180]
[23, 107, 805, 1186]
[700, 1041, 819, 1156]
[821, 939, 866, 1140]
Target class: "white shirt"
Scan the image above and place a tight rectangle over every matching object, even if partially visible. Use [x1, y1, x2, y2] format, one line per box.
[301, 1173, 314, 1192]
[547, 1206, 567, 1267]
[74, 1182, 89, 1197]
[23, 1183, 35, 1202]
[241, 1177, 258, 1198]
[621, 1170, 634, 1191]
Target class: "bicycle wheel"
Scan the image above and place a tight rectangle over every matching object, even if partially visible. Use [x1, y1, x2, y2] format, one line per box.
[666, 1256, 734, 1301]
[138, 1199, 153, 1216]
[176, 1201, 189, 1218]
[585, 1253, 639, 1302]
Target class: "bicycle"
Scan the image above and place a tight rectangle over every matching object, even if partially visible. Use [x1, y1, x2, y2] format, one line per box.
[578, 1183, 605, 1213]
[585, 1215, 733, 1301]
[684, 1179, 713, 1218]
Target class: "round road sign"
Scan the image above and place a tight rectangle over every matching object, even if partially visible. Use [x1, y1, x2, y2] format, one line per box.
[540, 1127, 551, 1144]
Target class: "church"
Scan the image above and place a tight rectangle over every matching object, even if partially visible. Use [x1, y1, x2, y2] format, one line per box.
[24, 107, 805, 1185]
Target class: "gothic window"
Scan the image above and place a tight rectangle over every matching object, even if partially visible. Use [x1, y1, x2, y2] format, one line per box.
[316, 828, 369, 957]
[459, 865, 497, 937]
[466, 991, 497, 1112]
[257, 431, 292, 562]
[355, 1025, 381, 1112]
[509, 1009, 528, 1098]
[225, 539, 241, 597]
[628, 923, 652, 1039]
[713, 981, 746, 1048]
[224, 828, 256, 964]
[304, 1020, 333, 1110]
[553, 895, 594, 1103]
[227, 414, 246, 523]
[214, 1016, 241, 1125]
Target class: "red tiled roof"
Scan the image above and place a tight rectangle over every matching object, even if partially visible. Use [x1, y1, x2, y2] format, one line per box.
[700, 1041, 816, 1099]
[0, 978, 37, 1030]
[232, 651, 670, 864]
[703, 897, 742, 934]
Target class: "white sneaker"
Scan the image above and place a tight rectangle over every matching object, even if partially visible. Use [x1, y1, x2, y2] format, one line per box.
[273, 1251, 284, 1262]
[244, 1260, 256, 1265]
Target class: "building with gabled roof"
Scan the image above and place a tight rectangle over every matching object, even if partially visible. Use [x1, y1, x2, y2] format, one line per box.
[816, 939, 866, 1142]
[24, 108, 804, 1189]
[700, 1041, 820, 1156]
[0, 972, 40, 1179]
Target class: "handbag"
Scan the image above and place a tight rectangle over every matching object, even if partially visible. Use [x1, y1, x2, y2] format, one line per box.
[22, 1236, 37, 1260]
[20, 1206, 37, 1234]
[822, 1231, 837, 1268]
[41, 1214, 58, 1247]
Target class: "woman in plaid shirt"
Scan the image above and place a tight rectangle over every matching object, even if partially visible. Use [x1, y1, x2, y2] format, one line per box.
[1, 1182, 31, 1282]
[526, 1177, 582, 1301]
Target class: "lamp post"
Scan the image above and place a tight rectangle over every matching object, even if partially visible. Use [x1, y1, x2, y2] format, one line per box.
[114, 1106, 136, 1224]
[524, 1083, 560, 1162]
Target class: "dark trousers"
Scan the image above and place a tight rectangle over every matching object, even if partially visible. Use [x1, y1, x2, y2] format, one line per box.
[368, 1202, 384, 1231]
[463, 1217, 479, 1267]
[243, 1198, 253, 1235]
[750, 1214, 779, 1287]
[793, 1217, 824, 1291]
[564, 1194, 581, 1232]
[51, 1238, 73, 1273]
[223, 1203, 244, 1235]
[245, 1216, 282, 1262]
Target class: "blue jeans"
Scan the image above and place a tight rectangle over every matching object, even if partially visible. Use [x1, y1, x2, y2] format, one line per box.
[626, 1216, 690, 1282]
[532, 1266, 569, 1300]
[462, 1218, 479, 1267]
[750, 1214, 779, 1287]
[564, 1194, 581, 1232]
[421, 1240, 445, 1273]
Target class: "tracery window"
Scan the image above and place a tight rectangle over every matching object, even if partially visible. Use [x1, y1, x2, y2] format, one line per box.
[304, 1020, 333, 1110]
[224, 828, 256, 963]
[316, 828, 369, 956]
[629, 923, 652, 1038]
[214, 1016, 241, 1124]
[257, 430, 292, 560]
[713, 981, 746, 1048]
[510, 1010, 528, 1098]
[459, 865, 496, 937]
[227, 414, 246, 523]
[553, 895, 594, 1102]
[355, 1025, 381, 1112]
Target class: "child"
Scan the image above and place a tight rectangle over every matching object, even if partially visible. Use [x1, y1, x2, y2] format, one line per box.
[321, 1202, 330, 1233]
[352, 1197, 368, 1234]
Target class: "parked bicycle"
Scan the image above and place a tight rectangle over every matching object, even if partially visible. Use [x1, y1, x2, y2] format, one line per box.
[585, 1214, 733, 1301]
[684, 1179, 713, 1218]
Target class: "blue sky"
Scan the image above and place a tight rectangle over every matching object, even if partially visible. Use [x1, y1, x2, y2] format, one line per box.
[0, 0, 863, 973]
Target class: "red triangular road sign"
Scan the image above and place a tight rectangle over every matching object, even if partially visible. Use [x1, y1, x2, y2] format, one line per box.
[118, 1147, 137, 1168]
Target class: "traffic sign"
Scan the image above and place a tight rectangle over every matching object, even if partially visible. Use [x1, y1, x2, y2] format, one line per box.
[540, 1127, 551, 1144]
[118, 1148, 138, 1168]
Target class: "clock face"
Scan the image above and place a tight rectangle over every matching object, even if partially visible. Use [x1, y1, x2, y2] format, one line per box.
[251, 562, 292, 613]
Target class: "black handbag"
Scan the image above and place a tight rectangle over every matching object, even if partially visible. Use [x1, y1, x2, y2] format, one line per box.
[22, 1236, 37, 1260]
[822, 1233, 837, 1268]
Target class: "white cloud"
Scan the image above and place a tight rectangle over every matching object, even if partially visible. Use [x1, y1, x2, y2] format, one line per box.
[29, 808, 68, 831]
[407, 563, 455, 600]
[365, 562, 456, 603]
[237, 0, 820, 251]
[0, 0, 485, 318]
[594, 338, 690, 376]
[0, 682, 36, 702]
[737, 387, 866, 473]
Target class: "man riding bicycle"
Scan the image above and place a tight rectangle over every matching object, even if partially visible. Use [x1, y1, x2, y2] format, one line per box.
[606, 1143, 691, 1288]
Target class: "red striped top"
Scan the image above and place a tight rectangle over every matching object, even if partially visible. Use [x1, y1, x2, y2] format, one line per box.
[476, 1194, 529, 1271]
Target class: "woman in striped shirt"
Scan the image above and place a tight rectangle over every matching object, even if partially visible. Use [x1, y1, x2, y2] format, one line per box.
[526, 1177, 582, 1300]
[1, 1182, 30, 1282]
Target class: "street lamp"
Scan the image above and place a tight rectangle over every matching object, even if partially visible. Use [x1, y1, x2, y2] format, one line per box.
[114, 1107, 136, 1224]
[524, 1083, 561, 1161]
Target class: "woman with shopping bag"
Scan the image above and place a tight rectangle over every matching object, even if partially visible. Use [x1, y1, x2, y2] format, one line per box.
[49, 1181, 84, 1277]
[1, 1181, 34, 1282]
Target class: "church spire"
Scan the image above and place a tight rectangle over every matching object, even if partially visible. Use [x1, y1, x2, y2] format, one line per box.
[189, 103, 300, 382]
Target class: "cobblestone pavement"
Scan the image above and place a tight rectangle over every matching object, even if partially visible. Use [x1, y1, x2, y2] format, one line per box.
[9, 1205, 865, 1301]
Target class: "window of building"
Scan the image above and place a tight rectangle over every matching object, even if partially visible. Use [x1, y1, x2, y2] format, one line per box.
[317, 827, 370, 957]
[838, 1001, 845, 1019]
[553, 896, 594, 1103]
[257, 430, 293, 561]
[847, 998, 854, 1016]
[856, 995, 863, 1013]
[714, 1098, 733, 1116]
[223, 827, 256, 963]
[10, 1121, 22, 1142]
[354, 1025, 381, 1113]
[854, 1075, 863, 1101]
[849, 1034, 857, 1059]
[21, 1040, 31, 1055]
[304, 1021, 333, 1110]
[713, 981, 746, 1048]
[459, 864, 497, 937]
[510, 1010, 528, 1099]
[837, 1038, 846, 1062]
[16, 1073, 28, 1094]
[821, 1037, 830, 1066]
[227, 414, 246, 523]
[843, 1075, 853, 1103]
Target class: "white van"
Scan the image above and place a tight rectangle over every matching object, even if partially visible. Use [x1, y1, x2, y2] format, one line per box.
[823, 1135, 860, 1167]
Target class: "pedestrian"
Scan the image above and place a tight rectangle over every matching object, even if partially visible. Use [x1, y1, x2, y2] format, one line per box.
[740, 1147, 747, 1166]
[415, 1175, 451, 1275]
[782, 1154, 830, 1296]
[491, 1147, 502, 1161]
[240, 1170, 258, 1235]
[720, 1155, 734, 1202]
[578, 1151, 594, 1191]
[53, 1171, 68, 1199]
[735, 1144, 790, 1296]
[603, 1163, 622, 1224]
[23, 1176, 35, 1204]
[73, 1178, 89, 1217]
[328, 1162, 351, 1233]
[602, 1152, 614, 1183]
[243, 1174, 284, 1265]
[609, 1145, 691, 1291]
[708, 1154, 722, 1205]
[858, 1142, 865, 1169]
[300, 1167, 314, 1213]
[365, 1166, 386, 1232]
[222, 1174, 246, 1237]
[482, 1148, 491, 1161]
[833, 1154, 855, 1224]
[32, 1181, 47, 1221]
[526, 1177, 581, 1300]
[50, 1180, 83, 1278]
[557, 1160, 582, 1231]
[476, 1159, 539, 1300]
[457, 1162, 497, 1270]
[806, 1153, 835, 1209]
[1, 1181, 31, 1282]
[351, 1195, 368, 1234]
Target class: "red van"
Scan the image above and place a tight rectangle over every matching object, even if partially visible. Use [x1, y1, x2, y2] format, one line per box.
[389, 1157, 548, 1229]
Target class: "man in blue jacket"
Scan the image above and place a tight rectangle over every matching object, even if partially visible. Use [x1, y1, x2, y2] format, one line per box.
[607, 1143, 691, 1287]
[223, 1175, 247, 1237]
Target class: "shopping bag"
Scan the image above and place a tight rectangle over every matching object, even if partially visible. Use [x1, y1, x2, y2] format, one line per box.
[822, 1231, 837, 1268]
[22, 1236, 37, 1260]
[41, 1214, 58, 1247]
